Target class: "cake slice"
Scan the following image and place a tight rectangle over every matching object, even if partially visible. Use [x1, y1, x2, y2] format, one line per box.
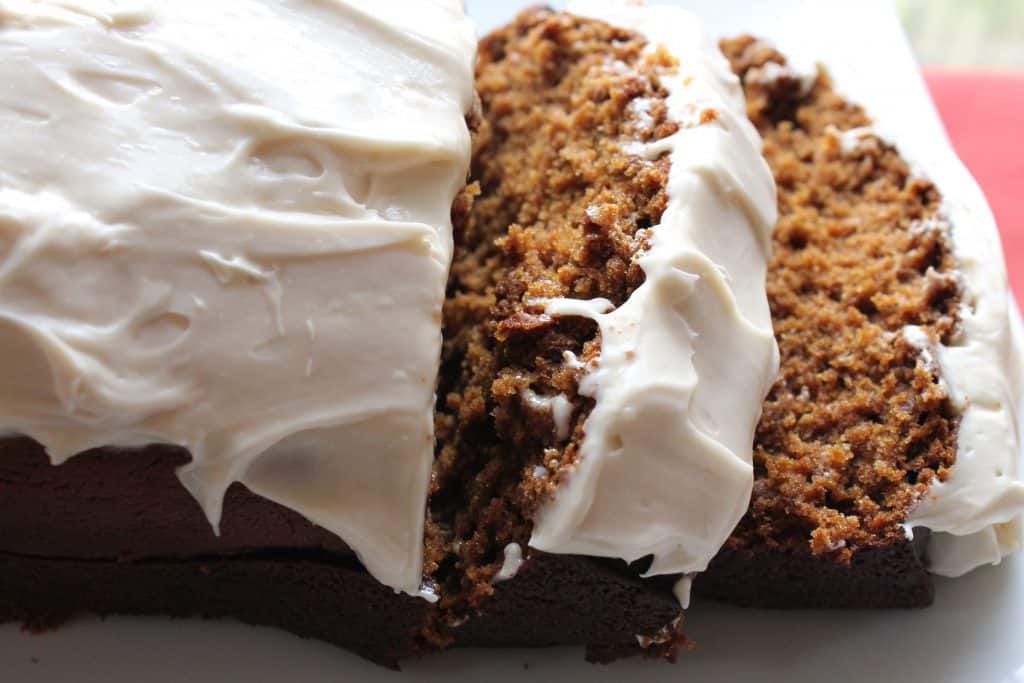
[431, 1, 778, 656]
[695, 35, 1024, 608]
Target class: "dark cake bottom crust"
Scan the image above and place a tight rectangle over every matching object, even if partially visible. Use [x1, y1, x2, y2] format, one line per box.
[0, 550, 684, 667]
[0, 437, 684, 666]
[452, 553, 684, 662]
[0, 551, 427, 669]
[694, 530, 934, 609]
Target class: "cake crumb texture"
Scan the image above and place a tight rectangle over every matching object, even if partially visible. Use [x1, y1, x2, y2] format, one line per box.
[429, 6, 678, 630]
[720, 36, 961, 561]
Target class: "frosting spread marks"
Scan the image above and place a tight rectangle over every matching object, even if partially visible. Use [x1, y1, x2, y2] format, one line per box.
[0, 0, 475, 595]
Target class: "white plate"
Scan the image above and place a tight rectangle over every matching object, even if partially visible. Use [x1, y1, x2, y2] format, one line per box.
[4, 1, 1022, 681]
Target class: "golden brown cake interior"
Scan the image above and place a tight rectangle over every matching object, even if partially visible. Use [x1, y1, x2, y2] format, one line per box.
[721, 36, 961, 561]
[426, 6, 679, 637]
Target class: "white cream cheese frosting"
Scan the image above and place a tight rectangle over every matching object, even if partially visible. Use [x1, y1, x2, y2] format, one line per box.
[529, 1, 779, 595]
[899, 207, 1024, 576]
[0, 0, 476, 596]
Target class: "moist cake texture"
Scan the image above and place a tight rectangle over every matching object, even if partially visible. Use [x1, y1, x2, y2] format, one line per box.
[734, 34, 962, 554]
[430, 5, 676, 619]
[430, 3, 777, 647]
[697, 36, 962, 606]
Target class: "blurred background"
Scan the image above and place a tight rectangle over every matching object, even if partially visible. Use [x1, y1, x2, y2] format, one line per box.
[900, 0, 1023, 292]
[897, 0, 1024, 68]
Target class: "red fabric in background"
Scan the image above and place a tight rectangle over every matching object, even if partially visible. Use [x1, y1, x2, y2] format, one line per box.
[925, 69, 1024, 299]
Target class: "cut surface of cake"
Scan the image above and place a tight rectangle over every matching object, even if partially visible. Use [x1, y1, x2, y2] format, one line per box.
[695, 34, 1024, 608]
[429, 0, 778, 649]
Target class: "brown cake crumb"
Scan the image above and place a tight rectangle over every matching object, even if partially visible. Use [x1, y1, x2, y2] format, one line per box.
[428, 6, 678, 628]
[719, 36, 961, 561]
[430, 17, 962, 648]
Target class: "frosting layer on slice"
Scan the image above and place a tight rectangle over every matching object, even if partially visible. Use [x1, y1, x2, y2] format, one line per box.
[529, 1, 779, 588]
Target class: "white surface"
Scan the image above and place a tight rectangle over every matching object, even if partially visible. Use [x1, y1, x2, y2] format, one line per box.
[2, 1, 1022, 681]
